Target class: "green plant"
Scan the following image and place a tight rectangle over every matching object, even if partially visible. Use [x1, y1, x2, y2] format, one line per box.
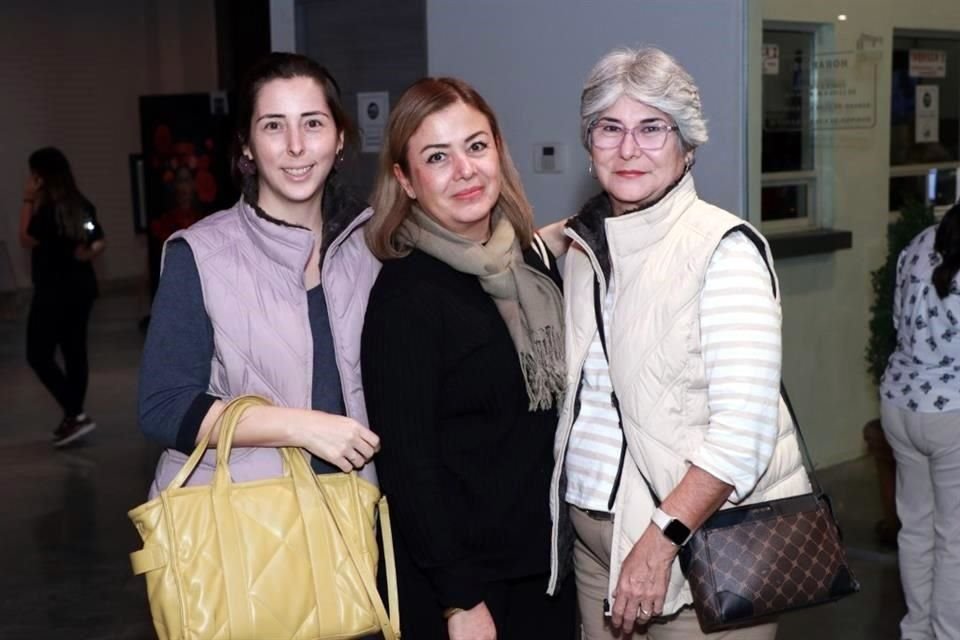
[866, 200, 936, 385]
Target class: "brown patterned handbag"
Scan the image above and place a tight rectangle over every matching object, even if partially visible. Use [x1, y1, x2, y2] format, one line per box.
[676, 387, 861, 632]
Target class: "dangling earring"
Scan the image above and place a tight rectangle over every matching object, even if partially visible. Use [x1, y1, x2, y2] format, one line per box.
[588, 159, 596, 179]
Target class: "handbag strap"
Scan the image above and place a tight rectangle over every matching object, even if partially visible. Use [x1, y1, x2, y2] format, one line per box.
[312, 474, 401, 640]
[588, 224, 825, 509]
[165, 395, 268, 491]
[729, 225, 824, 497]
[165, 396, 401, 637]
[378, 496, 400, 636]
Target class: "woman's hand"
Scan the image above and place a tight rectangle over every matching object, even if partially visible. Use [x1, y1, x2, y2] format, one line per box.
[23, 174, 40, 203]
[447, 602, 497, 640]
[19, 177, 40, 248]
[297, 411, 381, 472]
[610, 524, 678, 631]
[537, 219, 571, 258]
[199, 403, 381, 472]
[74, 239, 106, 262]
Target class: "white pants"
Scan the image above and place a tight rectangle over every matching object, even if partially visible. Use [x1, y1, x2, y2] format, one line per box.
[881, 400, 960, 640]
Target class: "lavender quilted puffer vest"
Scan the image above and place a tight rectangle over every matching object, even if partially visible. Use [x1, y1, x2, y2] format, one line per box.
[149, 196, 380, 497]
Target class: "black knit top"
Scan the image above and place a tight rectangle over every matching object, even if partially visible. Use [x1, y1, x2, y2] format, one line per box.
[361, 247, 561, 610]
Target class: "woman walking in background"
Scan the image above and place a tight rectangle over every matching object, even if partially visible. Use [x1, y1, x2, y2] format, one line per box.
[881, 201, 960, 640]
[19, 147, 105, 447]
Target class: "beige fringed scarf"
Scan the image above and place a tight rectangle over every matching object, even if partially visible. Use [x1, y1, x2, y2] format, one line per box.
[399, 206, 565, 410]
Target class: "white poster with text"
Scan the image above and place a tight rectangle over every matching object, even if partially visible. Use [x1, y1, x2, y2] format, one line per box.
[915, 85, 940, 143]
[909, 50, 947, 78]
[357, 91, 389, 153]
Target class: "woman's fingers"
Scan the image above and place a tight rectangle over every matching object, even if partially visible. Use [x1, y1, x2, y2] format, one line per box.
[358, 427, 381, 451]
[333, 456, 353, 473]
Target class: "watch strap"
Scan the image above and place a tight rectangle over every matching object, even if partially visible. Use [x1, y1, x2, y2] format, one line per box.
[652, 507, 692, 546]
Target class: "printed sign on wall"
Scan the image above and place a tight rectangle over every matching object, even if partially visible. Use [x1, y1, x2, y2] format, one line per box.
[909, 50, 947, 78]
[762, 44, 780, 75]
[915, 85, 940, 143]
[357, 91, 390, 153]
[810, 51, 877, 130]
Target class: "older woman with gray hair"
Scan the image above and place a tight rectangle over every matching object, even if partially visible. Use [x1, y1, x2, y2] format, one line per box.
[546, 47, 810, 639]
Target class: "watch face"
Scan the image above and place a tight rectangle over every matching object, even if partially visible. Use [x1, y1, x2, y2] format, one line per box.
[663, 519, 691, 545]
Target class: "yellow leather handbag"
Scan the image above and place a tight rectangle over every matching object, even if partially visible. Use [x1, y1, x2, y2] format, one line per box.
[128, 396, 400, 640]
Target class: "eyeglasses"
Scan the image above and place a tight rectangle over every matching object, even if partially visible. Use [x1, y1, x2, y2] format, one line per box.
[588, 118, 680, 150]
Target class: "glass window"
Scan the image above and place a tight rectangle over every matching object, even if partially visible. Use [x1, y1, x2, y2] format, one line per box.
[889, 31, 960, 213]
[762, 27, 817, 223]
[762, 184, 810, 221]
[890, 35, 960, 165]
[762, 29, 815, 174]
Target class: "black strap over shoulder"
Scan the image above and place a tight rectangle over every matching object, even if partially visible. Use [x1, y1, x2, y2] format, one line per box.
[591, 224, 824, 509]
[525, 233, 563, 289]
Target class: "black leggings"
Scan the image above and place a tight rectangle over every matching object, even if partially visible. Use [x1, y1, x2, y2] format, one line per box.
[26, 291, 94, 418]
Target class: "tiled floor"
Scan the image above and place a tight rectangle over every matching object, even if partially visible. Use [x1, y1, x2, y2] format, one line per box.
[0, 287, 904, 639]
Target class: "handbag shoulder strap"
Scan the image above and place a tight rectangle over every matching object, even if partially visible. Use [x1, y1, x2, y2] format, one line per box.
[312, 476, 400, 640]
[591, 225, 825, 508]
[726, 224, 824, 497]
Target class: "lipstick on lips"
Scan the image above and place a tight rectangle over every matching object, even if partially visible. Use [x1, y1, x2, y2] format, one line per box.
[282, 164, 315, 179]
[615, 169, 648, 178]
[453, 185, 484, 200]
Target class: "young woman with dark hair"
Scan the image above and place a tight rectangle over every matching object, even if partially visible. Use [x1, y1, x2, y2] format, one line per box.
[881, 201, 960, 640]
[139, 51, 381, 499]
[20, 147, 105, 447]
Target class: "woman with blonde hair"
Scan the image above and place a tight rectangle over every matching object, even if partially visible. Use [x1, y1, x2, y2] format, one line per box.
[362, 77, 575, 640]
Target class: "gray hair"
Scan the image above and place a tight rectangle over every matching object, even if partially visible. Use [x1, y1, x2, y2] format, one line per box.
[580, 46, 708, 151]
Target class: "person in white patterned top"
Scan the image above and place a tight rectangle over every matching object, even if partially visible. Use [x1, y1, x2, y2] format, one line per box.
[880, 201, 960, 640]
[548, 47, 811, 640]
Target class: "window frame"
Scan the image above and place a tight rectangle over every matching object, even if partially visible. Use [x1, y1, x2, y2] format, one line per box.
[889, 28, 960, 216]
[760, 21, 833, 233]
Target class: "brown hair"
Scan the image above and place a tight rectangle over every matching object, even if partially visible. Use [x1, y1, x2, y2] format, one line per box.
[28, 147, 89, 242]
[366, 77, 534, 259]
[232, 52, 358, 205]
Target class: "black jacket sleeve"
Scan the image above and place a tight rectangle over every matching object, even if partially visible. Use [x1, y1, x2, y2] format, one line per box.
[361, 281, 487, 611]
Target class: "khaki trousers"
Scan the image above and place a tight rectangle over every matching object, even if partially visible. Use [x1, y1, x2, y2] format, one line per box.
[569, 505, 778, 640]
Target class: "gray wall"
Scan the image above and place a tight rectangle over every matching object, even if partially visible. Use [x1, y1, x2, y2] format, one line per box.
[0, 0, 218, 291]
[426, 0, 750, 228]
[296, 0, 427, 196]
